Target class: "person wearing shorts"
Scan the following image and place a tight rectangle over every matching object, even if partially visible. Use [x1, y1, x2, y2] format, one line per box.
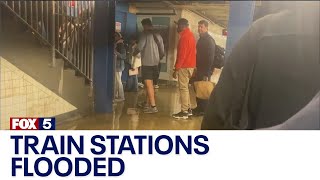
[134, 18, 164, 114]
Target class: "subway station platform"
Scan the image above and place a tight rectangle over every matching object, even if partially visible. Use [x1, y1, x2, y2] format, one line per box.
[57, 86, 203, 130]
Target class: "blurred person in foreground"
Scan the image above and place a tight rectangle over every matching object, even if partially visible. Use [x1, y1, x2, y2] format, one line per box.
[201, 2, 320, 130]
[265, 91, 319, 130]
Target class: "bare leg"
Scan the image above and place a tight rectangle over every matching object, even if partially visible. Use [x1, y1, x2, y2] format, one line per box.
[144, 79, 156, 106]
[145, 84, 149, 106]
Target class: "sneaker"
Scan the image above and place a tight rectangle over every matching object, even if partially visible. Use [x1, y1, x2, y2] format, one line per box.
[188, 109, 193, 116]
[138, 83, 144, 88]
[172, 111, 189, 119]
[114, 98, 125, 103]
[143, 105, 150, 111]
[154, 85, 160, 89]
[144, 107, 159, 114]
[137, 101, 147, 108]
[192, 107, 201, 116]
[193, 110, 205, 117]
[138, 101, 150, 110]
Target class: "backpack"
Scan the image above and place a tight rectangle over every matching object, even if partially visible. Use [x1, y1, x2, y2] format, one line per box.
[134, 32, 165, 60]
[153, 33, 165, 60]
[213, 45, 225, 69]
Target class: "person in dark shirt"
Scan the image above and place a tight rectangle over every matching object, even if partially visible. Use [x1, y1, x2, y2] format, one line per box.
[265, 91, 319, 130]
[192, 20, 216, 116]
[201, 2, 320, 130]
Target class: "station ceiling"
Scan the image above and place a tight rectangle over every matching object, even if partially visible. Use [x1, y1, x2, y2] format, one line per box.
[129, 1, 230, 28]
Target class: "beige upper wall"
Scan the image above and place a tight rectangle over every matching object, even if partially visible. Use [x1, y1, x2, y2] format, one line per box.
[181, 9, 227, 48]
[135, 13, 181, 81]
[133, 7, 227, 80]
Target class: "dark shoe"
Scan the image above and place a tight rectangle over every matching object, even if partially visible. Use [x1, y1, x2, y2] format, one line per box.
[188, 109, 193, 116]
[172, 111, 189, 119]
[192, 107, 199, 113]
[193, 111, 205, 117]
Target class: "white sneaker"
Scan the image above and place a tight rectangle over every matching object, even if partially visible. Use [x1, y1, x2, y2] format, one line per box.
[144, 107, 159, 114]
[154, 85, 160, 89]
[137, 101, 147, 108]
[114, 98, 125, 103]
[138, 83, 144, 88]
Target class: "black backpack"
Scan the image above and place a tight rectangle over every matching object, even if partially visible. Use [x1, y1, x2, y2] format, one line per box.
[213, 45, 225, 69]
[153, 33, 165, 60]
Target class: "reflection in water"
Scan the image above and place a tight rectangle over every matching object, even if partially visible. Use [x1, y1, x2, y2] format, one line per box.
[126, 92, 140, 130]
[57, 86, 203, 130]
[127, 108, 139, 130]
[113, 101, 124, 130]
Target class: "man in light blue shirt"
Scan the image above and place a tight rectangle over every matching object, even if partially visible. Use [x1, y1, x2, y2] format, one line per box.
[135, 18, 164, 114]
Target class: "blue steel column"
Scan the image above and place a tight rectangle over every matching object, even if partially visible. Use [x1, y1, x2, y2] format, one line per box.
[225, 1, 255, 57]
[93, 0, 115, 113]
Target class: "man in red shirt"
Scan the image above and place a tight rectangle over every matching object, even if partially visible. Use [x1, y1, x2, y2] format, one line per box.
[172, 18, 197, 119]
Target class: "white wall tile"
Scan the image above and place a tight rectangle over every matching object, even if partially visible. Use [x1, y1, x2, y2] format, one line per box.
[0, 57, 77, 129]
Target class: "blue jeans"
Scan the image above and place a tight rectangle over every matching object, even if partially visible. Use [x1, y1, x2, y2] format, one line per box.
[123, 63, 138, 92]
[115, 71, 125, 100]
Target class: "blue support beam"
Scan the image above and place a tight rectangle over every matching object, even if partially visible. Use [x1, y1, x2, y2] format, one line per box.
[226, 1, 255, 57]
[93, 0, 116, 113]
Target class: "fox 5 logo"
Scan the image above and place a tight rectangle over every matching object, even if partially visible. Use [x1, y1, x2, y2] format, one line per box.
[10, 118, 56, 130]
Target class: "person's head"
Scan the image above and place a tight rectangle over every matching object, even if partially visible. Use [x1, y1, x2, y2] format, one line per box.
[141, 18, 153, 31]
[114, 32, 122, 42]
[198, 20, 209, 35]
[175, 18, 189, 33]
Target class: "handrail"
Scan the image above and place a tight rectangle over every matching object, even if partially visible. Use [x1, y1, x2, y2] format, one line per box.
[0, 1, 95, 83]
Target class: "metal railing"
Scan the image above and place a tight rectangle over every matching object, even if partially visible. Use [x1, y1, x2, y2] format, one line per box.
[0, 1, 95, 83]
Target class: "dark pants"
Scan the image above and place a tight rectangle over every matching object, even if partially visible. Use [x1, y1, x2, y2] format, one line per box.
[196, 98, 208, 113]
[123, 63, 138, 92]
[122, 63, 129, 84]
[126, 75, 138, 92]
[153, 63, 161, 85]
